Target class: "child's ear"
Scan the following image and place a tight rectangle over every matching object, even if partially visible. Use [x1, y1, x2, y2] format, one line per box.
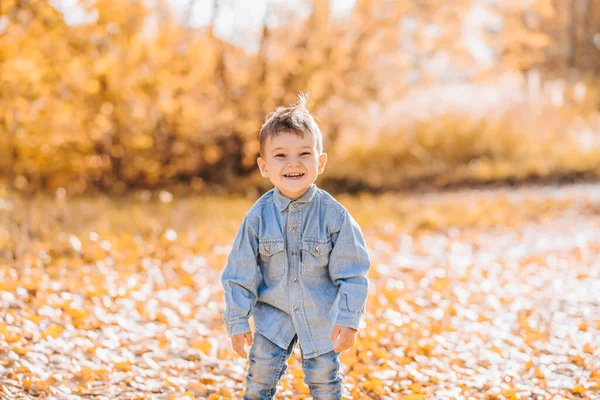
[257, 157, 268, 177]
[318, 152, 328, 174]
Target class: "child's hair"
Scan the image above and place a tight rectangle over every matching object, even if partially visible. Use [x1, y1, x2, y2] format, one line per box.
[259, 92, 323, 157]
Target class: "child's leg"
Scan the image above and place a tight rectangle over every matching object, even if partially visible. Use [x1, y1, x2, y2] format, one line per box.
[244, 332, 297, 400]
[301, 350, 342, 400]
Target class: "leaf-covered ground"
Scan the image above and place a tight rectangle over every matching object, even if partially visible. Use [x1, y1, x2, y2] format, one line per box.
[1, 184, 600, 399]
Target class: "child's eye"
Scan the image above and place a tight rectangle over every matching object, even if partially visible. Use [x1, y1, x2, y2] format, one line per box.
[275, 154, 285, 158]
[301, 152, 311, 156]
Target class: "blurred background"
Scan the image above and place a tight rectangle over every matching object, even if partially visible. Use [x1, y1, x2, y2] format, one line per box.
[2, 0, 600, 196]
[1, 1, 600, 398]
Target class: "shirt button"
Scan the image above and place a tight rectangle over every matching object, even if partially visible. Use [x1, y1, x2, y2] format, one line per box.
[291, 225, 297, 231]
[294, 307, 299, 312]
[291, 204, 297, 209]
[293, 279, 299, 284]
[291, 251, 297, 257]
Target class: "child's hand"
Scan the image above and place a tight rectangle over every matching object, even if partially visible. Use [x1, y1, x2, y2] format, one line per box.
[231, 331, 253, 358]
[332, 325, 357, 353]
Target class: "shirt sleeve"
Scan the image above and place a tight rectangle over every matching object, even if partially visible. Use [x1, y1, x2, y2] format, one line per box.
[221, 214, 261, 337]
[328, 209, 371, 330]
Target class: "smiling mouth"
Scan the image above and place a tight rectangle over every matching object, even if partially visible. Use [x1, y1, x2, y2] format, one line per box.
[284, 173, 305, 179]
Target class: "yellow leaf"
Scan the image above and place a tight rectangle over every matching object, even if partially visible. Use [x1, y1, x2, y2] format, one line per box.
[403, 395, 425, 400]
[500, 389, 518, 400]
[188, 382, 209, 395]
[23, 377, 32, 390]
[190, 337, 212, 355]
[114, 361, 132, 372]
[571, 385, 586, 395]
[44, 324, 64, 338]
[409, 383, 422, 393]
[583, 343, 595, 354]
[64, 305, 88, 319]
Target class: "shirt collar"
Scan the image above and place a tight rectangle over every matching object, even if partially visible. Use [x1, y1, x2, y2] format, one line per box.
[273, 183, 318, 212]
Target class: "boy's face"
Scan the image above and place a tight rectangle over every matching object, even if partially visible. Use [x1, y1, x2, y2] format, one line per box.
[257, 131, 327, 200]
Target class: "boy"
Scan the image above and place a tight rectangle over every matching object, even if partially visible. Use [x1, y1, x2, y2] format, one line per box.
[221, 93, 371, 400]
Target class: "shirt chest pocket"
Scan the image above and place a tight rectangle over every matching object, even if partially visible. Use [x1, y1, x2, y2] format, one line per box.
[258, 239, 286, 279]
[301, 238, 333, 277]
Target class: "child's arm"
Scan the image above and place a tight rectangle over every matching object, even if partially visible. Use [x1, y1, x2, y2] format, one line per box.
[221, 214, 261, 343]
[328, 209, 371, 332]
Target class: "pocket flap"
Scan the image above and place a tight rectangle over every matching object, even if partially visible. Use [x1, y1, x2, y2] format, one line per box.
[302, 238, 333, 257]
[258, 239, 285, 256]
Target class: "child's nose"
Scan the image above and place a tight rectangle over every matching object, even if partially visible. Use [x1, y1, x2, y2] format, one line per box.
[288, 157, 301, 166]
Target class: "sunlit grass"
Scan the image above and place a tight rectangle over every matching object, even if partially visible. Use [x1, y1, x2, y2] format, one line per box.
[2, 184, 599, 263]
[328, 101, 600, 191]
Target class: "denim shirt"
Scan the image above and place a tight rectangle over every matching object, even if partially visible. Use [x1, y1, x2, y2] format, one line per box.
[221, 183, 371, 359]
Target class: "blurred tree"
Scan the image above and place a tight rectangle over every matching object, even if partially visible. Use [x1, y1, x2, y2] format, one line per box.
[497, 0, 600, 78]
[1, 0, 598, 194]
[0, 0, 416, 192]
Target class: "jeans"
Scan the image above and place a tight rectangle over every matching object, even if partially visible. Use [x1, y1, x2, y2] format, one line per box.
[243, 332, 342, 400]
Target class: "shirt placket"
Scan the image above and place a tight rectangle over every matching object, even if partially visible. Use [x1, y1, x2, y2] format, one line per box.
[287, 201, 304, 327]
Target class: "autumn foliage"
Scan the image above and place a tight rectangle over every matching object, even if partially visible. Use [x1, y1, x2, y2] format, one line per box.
[1, 0, 600, 195]
[2, 2, 600, 398]
[1, 186, 600, 398]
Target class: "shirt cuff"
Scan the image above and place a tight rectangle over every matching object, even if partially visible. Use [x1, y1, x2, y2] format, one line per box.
[226, 318, 251, 337]
[336, 310, 361, 330]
